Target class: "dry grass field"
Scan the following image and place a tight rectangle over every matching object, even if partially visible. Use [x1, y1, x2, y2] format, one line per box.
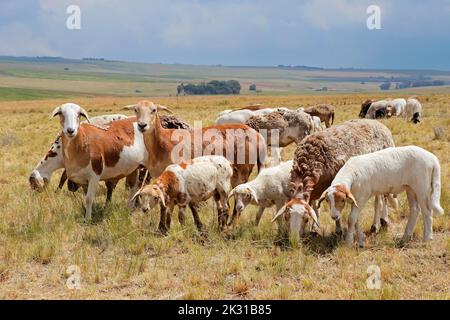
[0, 94, 448, 299]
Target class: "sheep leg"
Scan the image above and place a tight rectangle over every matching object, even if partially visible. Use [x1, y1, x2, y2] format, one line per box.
[105, 180, 118, 203]
[189, 203, 204, 232]
[345, 206, 360, 246]
[418, 196, 433, 241]
[158, 206, 168, 234]
[324, 118, 330, 128]
[380, 196, 390, 229]
[355, 219, 366, 248]
[216, 195, 229, 231]
[178, 206, 186, 226]
[85, 176, 100, 221]
[370, 195, 383, 234]
[165, 204, 175, 229]
[58, 170, 68, 190]
[255, 207, 265, 226]
[402, 189, 420, 243]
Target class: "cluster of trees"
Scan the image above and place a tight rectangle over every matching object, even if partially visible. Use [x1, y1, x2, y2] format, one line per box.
[380, 80, 446, 90]
[394, 80, 445, 89]
[177, 80, 241, 95]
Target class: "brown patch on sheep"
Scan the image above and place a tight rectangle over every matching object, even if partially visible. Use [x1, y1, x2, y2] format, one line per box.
[303, 104, 335, 128]
[359, 99, 373, 118]
[245, 110, 312, 147]
[290, 119, 394, 202]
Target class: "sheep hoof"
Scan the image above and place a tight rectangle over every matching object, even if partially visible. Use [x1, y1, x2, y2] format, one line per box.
[369, 224, 378, 235]
[380, 219, 389, 230]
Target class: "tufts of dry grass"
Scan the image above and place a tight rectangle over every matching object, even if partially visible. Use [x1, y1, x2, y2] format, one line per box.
[0, 93, 448, 299]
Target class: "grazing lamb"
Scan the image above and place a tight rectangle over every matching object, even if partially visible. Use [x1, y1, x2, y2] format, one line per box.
[319, 146, 444, 247]
[245, 109, 313, 164]
[302, 104, 335, 128]
[131, 155, 233, 233]
[365, 100, 391, 119]
[386, 98, 407, 117]
[405, 98, 423, 123]
[49, 103, 151, 220]
[227, 161, 294, 226]
[274, 119, 395, 243]
[214, 107, 289, 125]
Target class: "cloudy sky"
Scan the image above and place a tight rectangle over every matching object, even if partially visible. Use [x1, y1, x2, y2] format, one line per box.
[1, 0, 450, 69]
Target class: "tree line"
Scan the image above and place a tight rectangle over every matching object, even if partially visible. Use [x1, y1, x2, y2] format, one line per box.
[177, 80, 241, 95]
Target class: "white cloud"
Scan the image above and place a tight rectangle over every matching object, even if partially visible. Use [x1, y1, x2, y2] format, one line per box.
[0, 22, 59, 56]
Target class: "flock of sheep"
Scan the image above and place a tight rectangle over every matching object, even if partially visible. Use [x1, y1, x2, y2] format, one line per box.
[28, 97, 444, 248]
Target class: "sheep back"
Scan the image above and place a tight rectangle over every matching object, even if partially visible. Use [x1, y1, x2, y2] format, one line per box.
[290, 119, 394, 201]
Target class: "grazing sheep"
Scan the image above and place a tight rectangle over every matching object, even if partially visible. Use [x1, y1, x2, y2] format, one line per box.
[319, 146, 444, 247]
[227, 161, 293, 226]
[365, 100, 390, 119]
[275, 119, 395, 243]
[387, 98, 407, 117]
[303, 104, 335, 128]
[214, 107, 289, 125]
[245, 109, 313, 164]
[405, 98, 423, 124]
[359, 99, 374, 118]
[131, 155, 233, 232]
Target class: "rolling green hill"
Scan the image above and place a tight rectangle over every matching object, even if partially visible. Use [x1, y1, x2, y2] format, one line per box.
[0, 56, 449, 100]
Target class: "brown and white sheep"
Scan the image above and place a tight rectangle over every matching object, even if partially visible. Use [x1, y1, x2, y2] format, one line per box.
[124, 100, 267, 232]
[275, 119, 395, 242]
[302, 104, 335, 128]
[245, 109, 313, 164]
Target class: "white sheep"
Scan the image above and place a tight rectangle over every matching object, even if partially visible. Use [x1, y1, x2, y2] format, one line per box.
[227, 160, 293, 226]
[131, 155, 233, 233]
[319, 146, 444, 247]
[214, 107, 289, 125]
[387, 98, 406, 117]
[405, 98, 423, 123]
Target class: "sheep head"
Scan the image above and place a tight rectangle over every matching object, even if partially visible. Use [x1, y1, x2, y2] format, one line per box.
[318, 184, 358, 221]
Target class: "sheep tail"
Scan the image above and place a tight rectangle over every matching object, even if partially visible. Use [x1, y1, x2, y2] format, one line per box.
[430, 161, 444, 216]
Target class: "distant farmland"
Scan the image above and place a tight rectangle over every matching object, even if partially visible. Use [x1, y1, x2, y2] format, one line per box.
[0, 56, 450, 100]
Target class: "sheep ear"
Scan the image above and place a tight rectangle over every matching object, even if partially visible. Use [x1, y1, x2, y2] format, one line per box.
[156, 104, 173, 113]
[122, 104, 137, 111]
[346, 192, 359, 208]
[227, 188, 236, 201]
[272, 205, 287, 223]
[308, 207, 320, 229]
[131, 190, 141, 202]
[249, 188, 258, 204]
[50, 106, 61, 119]
[317, 191, 327, 209]
[158, 190, 166, 207]
[79, 107, 90, 123]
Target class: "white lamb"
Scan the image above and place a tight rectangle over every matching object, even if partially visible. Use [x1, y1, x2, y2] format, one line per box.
[227, 161, 296, 226]
[319, 146, 444, 247]
[387, 98, 406, 117]
[405, 98, 423, 123]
